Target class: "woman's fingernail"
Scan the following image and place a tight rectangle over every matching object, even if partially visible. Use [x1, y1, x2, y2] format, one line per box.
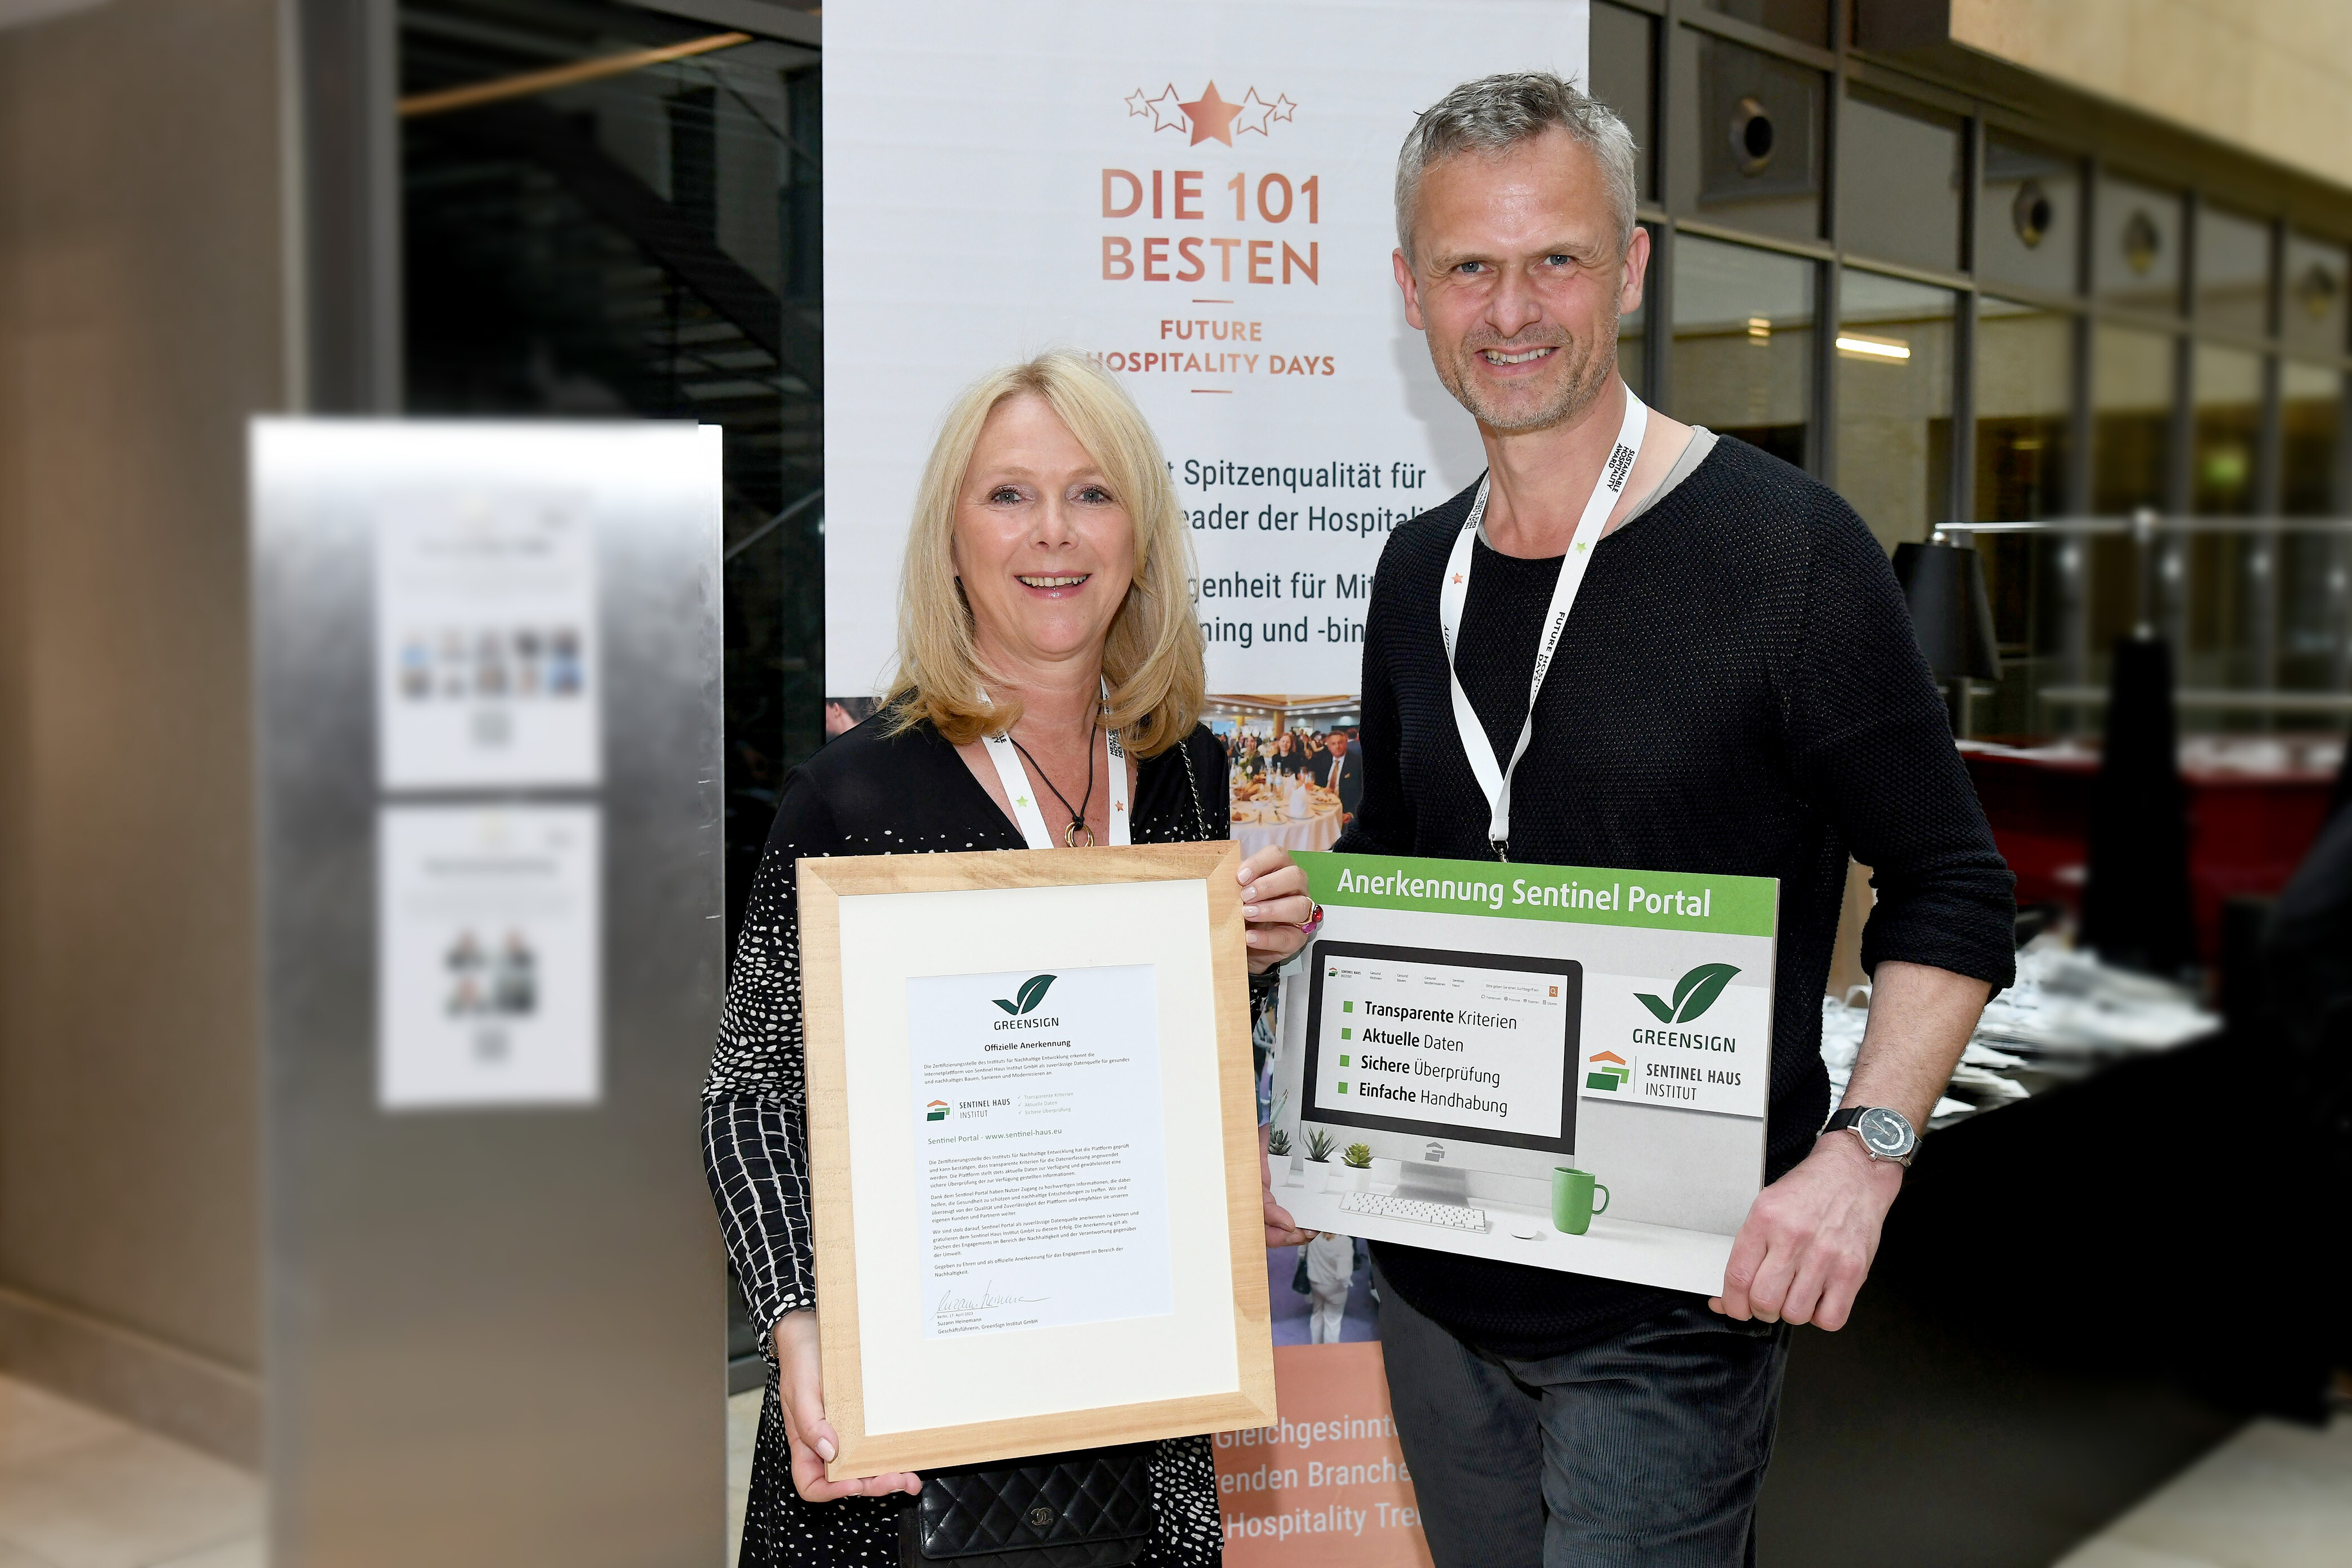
[816, 1437, 836, 1461]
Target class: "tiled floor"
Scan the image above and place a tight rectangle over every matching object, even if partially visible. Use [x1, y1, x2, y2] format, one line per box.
[0, 1366, 2339, 1567]
[0, 1376, 259, 1568]
[2054, 1414, 2352, 1568]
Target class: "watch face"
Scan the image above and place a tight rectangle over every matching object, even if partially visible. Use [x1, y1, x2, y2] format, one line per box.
[1856, 1107, 1916, 1159]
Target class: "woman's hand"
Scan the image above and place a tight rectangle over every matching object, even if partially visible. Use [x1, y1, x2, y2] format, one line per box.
[774, 1311, 923, 1503]
[1237, 847, 1315, 974]
[1263, 1125, 1312, 1248]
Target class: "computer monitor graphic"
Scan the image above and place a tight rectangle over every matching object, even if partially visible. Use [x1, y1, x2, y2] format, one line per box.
[1297, 939, 1582, 1194]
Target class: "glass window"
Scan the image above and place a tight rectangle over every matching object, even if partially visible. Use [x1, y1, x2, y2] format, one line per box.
[2280, 231, 2348, 358]
[402, 6, 827, 949]
[1836, 87, 1962, 274]
[2195, 206, 2271, 338]
[1979, 132, 2080, 296]
[1972, 299, 2077, 737]
[2189, 344, 2261, 515]
[2087, 324, 2173, 683]
[1671, 234, 1814, 468]
[1833, 270, 1955, 551]
[1974, 299, 2073, 523]
[2278, 361, 2346, 694]
[2095, 173, 2183, 314]
[2182, 346, 2265, 691]
[1589, 2, 1655, 203]
[1671, 28, 1824, 242]
[2092, 324, 2174, 513]
[2280, 359, 2342, 515]
[1702, 0, 1829, 47]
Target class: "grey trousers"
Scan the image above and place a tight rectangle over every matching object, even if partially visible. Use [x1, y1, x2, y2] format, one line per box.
[1375, 1262, 1790, 1568]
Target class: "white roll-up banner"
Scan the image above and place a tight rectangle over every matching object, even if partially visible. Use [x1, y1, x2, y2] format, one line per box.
[827, 9, 1591, 1562]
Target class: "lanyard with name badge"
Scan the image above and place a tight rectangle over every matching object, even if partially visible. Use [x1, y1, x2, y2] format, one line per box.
[977, 678, 1131, 849]
[1437, 387, 1649, 860]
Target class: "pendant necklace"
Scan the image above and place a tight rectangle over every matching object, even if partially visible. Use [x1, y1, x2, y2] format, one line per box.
[1007, 723, 1099, 847]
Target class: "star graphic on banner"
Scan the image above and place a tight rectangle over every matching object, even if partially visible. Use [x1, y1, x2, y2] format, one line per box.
[1269, 93, 1298, 125]
[1126, 87, 1152, 119]
[1180, 81, 1245, 145]
[1235, 86, 1280, 136]
[1138, 83, 1190, 135]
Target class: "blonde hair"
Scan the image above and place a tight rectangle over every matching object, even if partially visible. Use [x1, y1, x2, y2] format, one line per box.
[884, 353, 1204, 756]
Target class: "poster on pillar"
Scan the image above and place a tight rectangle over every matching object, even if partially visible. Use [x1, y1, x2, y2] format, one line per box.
[826, 0, 1590, 788]
[829, 7, 1594, 1562]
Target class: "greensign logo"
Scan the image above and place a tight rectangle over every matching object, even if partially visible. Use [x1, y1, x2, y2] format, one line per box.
[1636, 963, 1740, 1025]
[992, 974, 1058, 1016]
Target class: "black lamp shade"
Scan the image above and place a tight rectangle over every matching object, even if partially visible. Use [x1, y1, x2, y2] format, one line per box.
[1891, 541, 2002, 683]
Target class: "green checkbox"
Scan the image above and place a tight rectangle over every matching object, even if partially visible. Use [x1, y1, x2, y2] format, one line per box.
[1339, 1054, 1350, 1067]
[1337, 1082, 1349, 1094]
[1343, 1000, 1353, 1012]
[1341, 1027, 1352, 1039]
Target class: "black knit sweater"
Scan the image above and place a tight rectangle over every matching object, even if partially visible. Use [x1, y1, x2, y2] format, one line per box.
[1335, 436, 2016, 1359]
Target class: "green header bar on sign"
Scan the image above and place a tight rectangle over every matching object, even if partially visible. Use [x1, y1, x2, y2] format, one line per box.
[1295, 850, 1778, 939]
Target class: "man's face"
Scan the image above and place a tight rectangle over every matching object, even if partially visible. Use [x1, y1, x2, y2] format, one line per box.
[1394, 130, 1648, 435]
[1326, 733, 1346, 757]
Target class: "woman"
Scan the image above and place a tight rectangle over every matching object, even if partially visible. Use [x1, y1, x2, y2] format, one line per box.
[703, 353, 1316, 1566]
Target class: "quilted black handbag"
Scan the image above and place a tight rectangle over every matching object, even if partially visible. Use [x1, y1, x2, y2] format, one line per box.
[897, 1442, 1157, 1567]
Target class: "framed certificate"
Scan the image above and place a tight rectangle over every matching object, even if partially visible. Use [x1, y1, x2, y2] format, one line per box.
[798, 843, 1277, 1476]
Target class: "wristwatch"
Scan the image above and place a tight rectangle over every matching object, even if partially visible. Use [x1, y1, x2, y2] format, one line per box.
[1822, 1106, 1918, 1167]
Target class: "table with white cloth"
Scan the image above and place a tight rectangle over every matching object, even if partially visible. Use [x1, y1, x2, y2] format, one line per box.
[1230, 800, 1342, 856]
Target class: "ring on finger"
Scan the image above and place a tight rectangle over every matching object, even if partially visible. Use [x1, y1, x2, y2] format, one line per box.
[1297, 902, 1325, 936]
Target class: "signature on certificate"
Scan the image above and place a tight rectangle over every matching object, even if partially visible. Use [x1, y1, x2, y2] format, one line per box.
[936, 1280, 1049, 1322]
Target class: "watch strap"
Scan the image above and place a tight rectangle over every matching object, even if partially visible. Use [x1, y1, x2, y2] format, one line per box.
[1822, 1106, 1865, 1135]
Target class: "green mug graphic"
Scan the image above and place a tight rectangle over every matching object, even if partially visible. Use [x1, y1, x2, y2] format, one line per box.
[1552, 1167, 1610, 1235]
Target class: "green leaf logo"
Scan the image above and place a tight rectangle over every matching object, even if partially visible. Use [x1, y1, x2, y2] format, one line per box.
[993, 974, 1057, 1015]
[1633, 963, 1741, 1024]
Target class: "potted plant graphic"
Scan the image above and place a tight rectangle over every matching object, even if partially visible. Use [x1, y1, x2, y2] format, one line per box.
[1342, 1142, 1372, 1169]
[1303, 1128, 1335, 1163]
[1267, 1127, 1292, 1156]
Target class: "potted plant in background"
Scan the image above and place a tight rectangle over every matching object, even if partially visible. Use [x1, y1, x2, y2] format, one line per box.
[1303, 1128, 1334, 1163]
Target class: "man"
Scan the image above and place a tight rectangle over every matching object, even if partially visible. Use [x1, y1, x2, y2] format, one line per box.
[1333, 74, 2015, 1566]
[1306, 727, 1362, 822]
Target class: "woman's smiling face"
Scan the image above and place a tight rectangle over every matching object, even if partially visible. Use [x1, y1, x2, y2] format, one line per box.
[950, 393, 1137, 672]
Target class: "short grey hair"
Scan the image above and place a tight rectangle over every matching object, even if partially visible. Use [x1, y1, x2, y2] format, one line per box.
[1395, 72, 1640, 265]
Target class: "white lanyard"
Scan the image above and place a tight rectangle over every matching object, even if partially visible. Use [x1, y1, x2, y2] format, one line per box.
[977, 679, 1130, 849]
[1438, 389, 1648, 859]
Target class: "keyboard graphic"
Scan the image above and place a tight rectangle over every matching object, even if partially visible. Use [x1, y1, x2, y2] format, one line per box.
[1338, 1190, 1490, 1233]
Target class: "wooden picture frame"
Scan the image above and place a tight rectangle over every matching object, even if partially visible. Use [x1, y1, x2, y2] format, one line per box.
[799, 842, 1276, 1477]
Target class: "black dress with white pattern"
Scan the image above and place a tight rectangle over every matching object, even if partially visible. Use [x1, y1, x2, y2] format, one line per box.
[703, 712, 1237, 1567]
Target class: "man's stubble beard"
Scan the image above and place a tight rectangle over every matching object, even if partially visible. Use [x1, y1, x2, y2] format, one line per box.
[1434, 309, 1621, 435]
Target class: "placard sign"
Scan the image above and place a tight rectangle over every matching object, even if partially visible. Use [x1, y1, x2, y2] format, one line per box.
[1271, 851, 1779, 1296]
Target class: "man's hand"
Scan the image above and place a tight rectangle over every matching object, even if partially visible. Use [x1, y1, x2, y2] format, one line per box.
[1710, 959, 1993, 1330]
[1709, 1132, 1901, 1330]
